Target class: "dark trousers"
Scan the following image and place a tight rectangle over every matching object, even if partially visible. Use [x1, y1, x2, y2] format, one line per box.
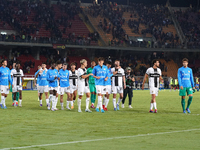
[122, 88, 133, 105]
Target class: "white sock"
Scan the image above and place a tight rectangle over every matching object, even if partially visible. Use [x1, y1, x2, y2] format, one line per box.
[98, 96, 102, 110]
[55, 97, 58, 108]
[78, 98, 81, 110]
[117, 98, 122, 105]
[60, 102, 63, 107]
[70, 101, 73, 107]
[150, 103, 153, 110]
[86, 98, 89, 110]
[14, 100, 17, 105]
[73, 100, 75, 103]
[49, 94, 53, 103]
[40, 100, 42, 104]
[105, 98, 109, 108]
[96, 99, 99, 109]
[1, 96, 4, 106]
[46, 99, 49, 105]
[3, 96, 6, 106]
[153, 102, 157, 109]
[52, 96, 56, 109]
[113, 98, 116, 108]
[67, 101, 69, 108]
[19, 99, 22, 105]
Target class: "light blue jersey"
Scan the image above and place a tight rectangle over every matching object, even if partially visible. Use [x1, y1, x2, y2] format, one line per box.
[59, 69, 70, 88]
[47, 69, 60, 87]
[92, 65, 108, 86]
[38, 69, 49, 86]
[0, 66, 12, 86]
[35, 70, 40, 85]
[178, 66, 194, 88]
[104, 67, 113, 86]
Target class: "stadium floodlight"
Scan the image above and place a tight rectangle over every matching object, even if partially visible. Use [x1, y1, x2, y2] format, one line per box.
[1, 32, 7, 35]
[137, 38, 143, 42]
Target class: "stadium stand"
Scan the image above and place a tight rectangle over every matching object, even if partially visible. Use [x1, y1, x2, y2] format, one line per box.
[0, 0, 99, 45]
[174, 8, 200, 49]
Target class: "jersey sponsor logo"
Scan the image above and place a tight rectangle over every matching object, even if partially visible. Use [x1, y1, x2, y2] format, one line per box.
[149, 73, 160, 77]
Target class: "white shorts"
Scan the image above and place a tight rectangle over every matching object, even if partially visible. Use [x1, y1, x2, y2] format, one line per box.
[112, 86, 123, 94]
[149, 87, 159, 96]
[60, 87, 70, 95]
[12, 85, 23, 93]
[105, 85, 112, 94]
[49, 86, 58, 91]
[38, 86, 49, 93]
[1, 85, 9, 94]
[78, 86, 90, 96]
[96, 85, 106, 94]
[36, 84, 39, 90]
[70, 85, 78, 94]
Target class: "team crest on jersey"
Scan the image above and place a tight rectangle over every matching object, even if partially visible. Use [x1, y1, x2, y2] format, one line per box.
[98, 90, 100, 92]
[188, 71, 190, 72]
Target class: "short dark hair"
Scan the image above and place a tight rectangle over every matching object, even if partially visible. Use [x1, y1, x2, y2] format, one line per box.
[70, 62, 76, 66]
[63, 63, 68, 66]
[106, 61, 112, 65]
[115, 59, 120, 62]
[16, 61, 20, 65]
[42, 62, 46, 65]
[152, 59, 159, 65]
[56, 61, 62, 65]
[182, 58, 188, 62]
[1, 59, 6, 64]
[98, 57, 104, 61]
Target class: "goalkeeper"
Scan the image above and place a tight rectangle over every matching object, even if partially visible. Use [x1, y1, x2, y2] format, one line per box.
[178, 58, 195, 114]
[87, 61, 96, 108]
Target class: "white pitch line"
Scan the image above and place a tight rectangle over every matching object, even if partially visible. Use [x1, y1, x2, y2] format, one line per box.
[1, 128, 200, 150]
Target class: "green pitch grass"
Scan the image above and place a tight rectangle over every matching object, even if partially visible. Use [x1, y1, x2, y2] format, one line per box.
[0, 90, 200, 150]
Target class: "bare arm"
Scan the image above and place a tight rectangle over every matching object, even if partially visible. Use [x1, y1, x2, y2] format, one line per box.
[123, 75, 126, 89]
[131, 77, 135, 82]
[35, 70, 42, 78]
[159, 76, 163, 83]
[142, 74, 148, 90]
[34, 77, 37, 86]
[81, 73, 93, 79]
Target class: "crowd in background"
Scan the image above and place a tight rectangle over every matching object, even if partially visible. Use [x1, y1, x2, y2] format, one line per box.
[1, 0, 200, 49]
[127, 3, 181, 48]
[0, 0, 99, 45]
[88, 2, 127, 44]
[174, 8, 200, 49]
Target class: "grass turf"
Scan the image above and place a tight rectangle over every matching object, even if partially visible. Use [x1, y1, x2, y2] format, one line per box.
[0, 90, 200, 150]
